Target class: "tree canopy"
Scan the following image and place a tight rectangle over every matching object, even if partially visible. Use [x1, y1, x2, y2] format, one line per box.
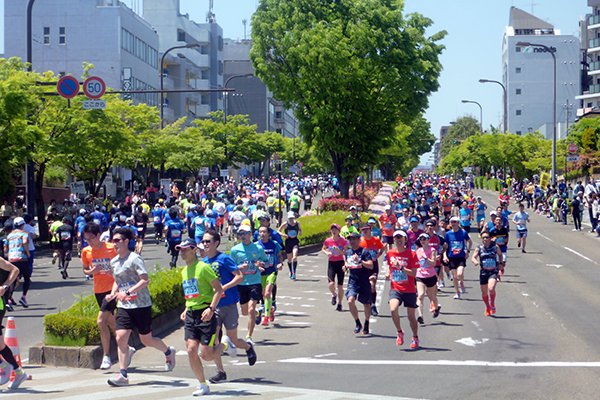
[251, 0, 445, 196]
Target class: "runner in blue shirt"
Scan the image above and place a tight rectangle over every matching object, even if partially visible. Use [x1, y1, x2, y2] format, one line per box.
[512, 203, 531, 253]
[164, 208, 186, 268]
[255, 226, 283, 326]
[151, 204, 165, 244]
[443, 216, 472, 299]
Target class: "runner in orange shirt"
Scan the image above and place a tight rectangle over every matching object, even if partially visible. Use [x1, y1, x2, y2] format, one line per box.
[379, 205, 397, 254]
[359, 224, 385, 317]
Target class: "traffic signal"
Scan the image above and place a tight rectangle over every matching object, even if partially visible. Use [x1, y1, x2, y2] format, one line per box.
[453, 140, 461, 145]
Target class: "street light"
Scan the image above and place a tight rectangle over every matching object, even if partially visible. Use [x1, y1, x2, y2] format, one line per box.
[461, 100, 483, 133]
[222, 73, 254, 172]
[517, 41, 557, 186]
[160, 43, 200, 128]
[479, 79, 507, 134]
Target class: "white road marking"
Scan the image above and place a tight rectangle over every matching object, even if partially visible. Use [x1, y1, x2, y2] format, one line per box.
[280, 311, 307, 315]
[279, 358, 600, 368]
[303, 290, 319, 293]
[315, 353, 337, 358]
[301, 304, 315, 307]
[536, 231, 554, 242]
[455, 337, 489, 347]
[471, 321, 483, 331]
[562, 246, 599, 265]
[547, 264, 562, 268]
[522, 293, 529, 297]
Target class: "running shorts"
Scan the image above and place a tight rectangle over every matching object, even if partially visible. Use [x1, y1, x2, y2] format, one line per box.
[184, 308, 218, 345]
[389, 290, 418, 308]
[238, 283, 263, 305]
[115, 306, 153, 335]
[327, 260, 345, 285]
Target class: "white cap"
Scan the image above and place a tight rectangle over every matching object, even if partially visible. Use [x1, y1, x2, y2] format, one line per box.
[238, 225, 251, 233]
[450, 216, 460, 222]
[393, 230, 407, 238]
[287, 211, 296, 218]
[384, 205, 391, 210]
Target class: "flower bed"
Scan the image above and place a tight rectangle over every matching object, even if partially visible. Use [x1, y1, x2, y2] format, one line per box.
[319, 182, 381, 212]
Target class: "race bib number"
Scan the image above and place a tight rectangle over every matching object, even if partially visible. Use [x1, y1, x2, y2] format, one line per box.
[154, 216, 161, 223]
[137, 227, 144, 232]
[496, 237, 505, 245]
[384, 222, 392, 230]
[450, 240, 463, 255]
[330, 246, 342, 256]
[182, 278, 200, 299]
[241, 260, 257, 275]
[420, 211, 427, 216]
[93, 219, 101, 226]
[461, 214, 469, 221]
[392, 269, 408, 282]
[482, 258, 497, 270]
[118, 281, 138, 301]
[419, 258, 429, 269]
[346, 252, 362, 269]
[60, 231, 71, 241]
[288, 230, 298, 238]
[411, 243, 417, 251]
[92, 258, 112, 275]
[171, 229, 181, 238]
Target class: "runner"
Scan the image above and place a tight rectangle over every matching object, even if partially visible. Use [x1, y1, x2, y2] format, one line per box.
[164, 208, 186, 268]
[54, 217, 74, 279]
[151, 203, 165, 244]
[288, 191, 301, 217]
[277, 212, 302, 280]
[424, 219, 446, 289]
[359, 224, 385, 317]
[343, 231, 373, 335]
[459, 201, 473, 233]
[105, 227, 176, 387]
[474, 196, 487, 233]
[379, 205, 397, 254]
[177, 238, 226, 396]
[443, 216, 472, 299]
[0, 257, 29, 388]
[133, 206, 148, 255]
[414, 233, 440, 325]
[6, 218, 30, 308]
[340, 217, 359, 240]
[202, 229, 257, 386]
[489, 216, 509, 276]
[471, 231, 504, 316]
[81, 222, 125, 370]
[322, 223, 348, 311]
[347, 206, 362, 230]
[385, 230, 420, 348]
[256, 226, 283, 326]
[512, 203, 531, 254]
[229, 225, 268, 344]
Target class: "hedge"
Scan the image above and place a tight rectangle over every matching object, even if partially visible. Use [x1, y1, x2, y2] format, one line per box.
[319, 183, 381, 212]
[43, 266, 184, 346]
[297, 210, 376, 246]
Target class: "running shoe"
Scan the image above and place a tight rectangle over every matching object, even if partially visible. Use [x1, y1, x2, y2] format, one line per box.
[86, 275, 90, 281]
[517, 241, 521, 248]
[354, 321, 362, 334]
[61, 269, 67, 280]
[522, 249, 526, 253]
[371, 305, 378, 316]
[64, 269, 69, 278]
[127, 346, 136, 367]
[261, 316, 269, 326]
[100, 355, 111, 370]
[331, 295, 337, 305]
[485, 307, 491, 316]
[246, 343, 257, 366]
[292, 272, 296, 280]
[165, 346, 176, 371]
[255, 305, 264, 325]
[8, 370, 29, 389]
[500, 269, 504, 275]
[19, 297, 29, 308]
[0, 361, 13, 385]
[362, 321, 370, 335]
[433, 305, 441, 318]
[439, 281, 445, 288]
[460, 281, 466, 294]
[430, 303, 436, 312]
[410, 337, 420, 349]
[107, 373, 129, 387]
[417, 316, 424, 325]
[336, 304, 342, 312]
[269, 307, 275, 322]
[245, 336, 254, 346]
[209, 370, 227, 384]
[272, 302, 277, 312]
[491, 306, 496, 315]
[57, 264, 63, 270]
[5, 302, 13, 312]
[52, 254, 57, 265]
[222, 336, 237, 357]
[453, 293, 460, 300]
[396, 330, 404, 346]
[289, 272, 293, 279]
[497, 275, 501, 282]
[193, 384, 211, 396]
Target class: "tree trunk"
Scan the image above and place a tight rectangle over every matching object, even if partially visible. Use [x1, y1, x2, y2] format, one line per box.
[331, 151, 350, 198]
[34, 162, 49, 241]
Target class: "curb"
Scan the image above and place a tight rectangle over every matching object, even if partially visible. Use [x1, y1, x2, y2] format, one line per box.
[28, 305, 185, 369]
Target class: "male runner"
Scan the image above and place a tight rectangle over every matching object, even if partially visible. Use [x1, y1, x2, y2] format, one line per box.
[256, 226, 283, 326]
[512, 203, 531, 253]
[443, 216, 472, 299]
[344, 232, 373, 335]
[359, 224, 385, 317]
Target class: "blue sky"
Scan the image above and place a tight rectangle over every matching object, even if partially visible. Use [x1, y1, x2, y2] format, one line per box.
[2, 0, 590, 165]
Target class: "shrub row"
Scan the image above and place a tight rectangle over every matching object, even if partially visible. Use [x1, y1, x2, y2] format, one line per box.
[297, 210, 377, 246]
[474, 177, 502, 192]
[43, 266, 184, 346]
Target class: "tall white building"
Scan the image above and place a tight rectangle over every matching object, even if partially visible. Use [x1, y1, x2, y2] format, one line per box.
[502, 7, 580, 138]
[576, 0, 600, 118]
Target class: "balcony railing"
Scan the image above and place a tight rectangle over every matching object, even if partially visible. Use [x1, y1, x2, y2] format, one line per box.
[590, 37, 600, 49]
[590, 61, 600, 72]
[588, 84, 600, 94]
[589, 14, 600, 26]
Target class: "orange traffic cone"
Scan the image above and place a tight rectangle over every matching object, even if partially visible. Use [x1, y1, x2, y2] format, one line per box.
[4, 317, 31, 381]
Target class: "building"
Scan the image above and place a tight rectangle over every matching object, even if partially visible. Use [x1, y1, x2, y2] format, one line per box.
[143, 0, 223, 124]
[502, 7, 580, 138]
[3, 0, 160, 108]
[434, 125, 449, 166]
[577, 0, 600, 118]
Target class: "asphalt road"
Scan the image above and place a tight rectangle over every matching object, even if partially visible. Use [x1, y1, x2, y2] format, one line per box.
[8, 187, 600, 399]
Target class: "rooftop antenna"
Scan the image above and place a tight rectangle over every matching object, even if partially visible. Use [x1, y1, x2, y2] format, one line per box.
[527, 1, 539, 15]
[242, 19, 247, 40]
[206, 0, 216, 23]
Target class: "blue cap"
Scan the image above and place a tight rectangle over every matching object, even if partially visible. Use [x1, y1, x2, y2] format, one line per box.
[410, 217, 419, 223]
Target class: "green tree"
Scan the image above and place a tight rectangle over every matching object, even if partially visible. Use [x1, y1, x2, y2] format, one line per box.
[251, 0, 445, 196]
[163, 124, 223, 175]
[440, 116, 479, 158]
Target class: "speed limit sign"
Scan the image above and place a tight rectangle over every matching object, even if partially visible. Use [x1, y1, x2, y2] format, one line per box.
[83, 76, 106, 99]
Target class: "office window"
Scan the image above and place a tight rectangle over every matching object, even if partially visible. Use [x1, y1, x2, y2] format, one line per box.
[516, 131, 522, 135]
[218, 60, 223, 75]
[516, 67, 521, 73]
[177, 30, 186, 42]
[516, 88, 521, 95]
[218, 36, 223, 51]
[516, 109, 522, 116]
[588, 102, 593, 108]
[43, 27, 50, 44]
[516, 46, 521, 52]
[59, 27, 66, 44]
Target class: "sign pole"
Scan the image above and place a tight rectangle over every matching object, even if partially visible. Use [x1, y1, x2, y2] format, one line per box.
[278, 171, 282, 227]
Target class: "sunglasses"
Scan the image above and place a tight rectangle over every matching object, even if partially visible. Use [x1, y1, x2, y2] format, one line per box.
[200, 240, 213, 245]
[239, 231, 251, 236]
[482, 236, 491, 239]
[419, 238, 429, 241]
[112, 238, 123, 243]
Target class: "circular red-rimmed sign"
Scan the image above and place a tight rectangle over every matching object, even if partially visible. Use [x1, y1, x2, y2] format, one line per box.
[298, 162, 304, 167]
[568, 143, 578, 154]
[83, 76, 106, 99]
[56, 76, 80, 99]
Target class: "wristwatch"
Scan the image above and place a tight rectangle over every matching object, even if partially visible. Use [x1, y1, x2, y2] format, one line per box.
[125, 290, 131, 296]
[1, 285, 7, 291]
[208, 306, 214, 312]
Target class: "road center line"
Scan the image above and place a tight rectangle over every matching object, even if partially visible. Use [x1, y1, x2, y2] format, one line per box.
[278, 357, 600, 368]
[536, 232, 554, 242]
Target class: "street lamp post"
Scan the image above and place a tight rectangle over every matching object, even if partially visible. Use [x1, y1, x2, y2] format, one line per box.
[221, 73, 253, 175]
[462, 100, 483, 133]
[479, 79, 507, 133]
[25, 0, 37, 216]
[160, 43, 199, 128]
[517, 41, 557, 186]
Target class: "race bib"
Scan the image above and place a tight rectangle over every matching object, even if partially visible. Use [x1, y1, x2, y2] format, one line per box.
[420, 211, 427, 216]
[118, 281, 138, 301]
[461, 214, 469, 221]
[496, 237, 506, 245]
[240, 260, 257, 275]
[93, 219, 101, 226]
[182, 278, 200, 299]
[154, 216, 161, 223]
[384, 222, 392, 230]
[330, 246, 342, 256]
[288, 230, 298, 238]
[450, 240, 463, 255]
[60, 231, 71, 241]
[171, 229, 181, 238]
[411, 243, 417, 251]
[482, 258, 497, 270]
[419, 258, 429, 269]
[92, 258, 112, 275]
[137, 227, 144, 232]
[392, 269, 408, 282]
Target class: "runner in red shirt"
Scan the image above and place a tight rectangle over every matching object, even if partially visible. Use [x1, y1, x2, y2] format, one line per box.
[379, 205, 397, 250]
[385, 230, 420, 348]
[359, 224, 385, 316]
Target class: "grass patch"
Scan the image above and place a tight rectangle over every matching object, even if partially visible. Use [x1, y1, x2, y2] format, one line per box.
[384, 181, 398, 190]
[298, 211, 377, 246]
[44, 331, 89, 347]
